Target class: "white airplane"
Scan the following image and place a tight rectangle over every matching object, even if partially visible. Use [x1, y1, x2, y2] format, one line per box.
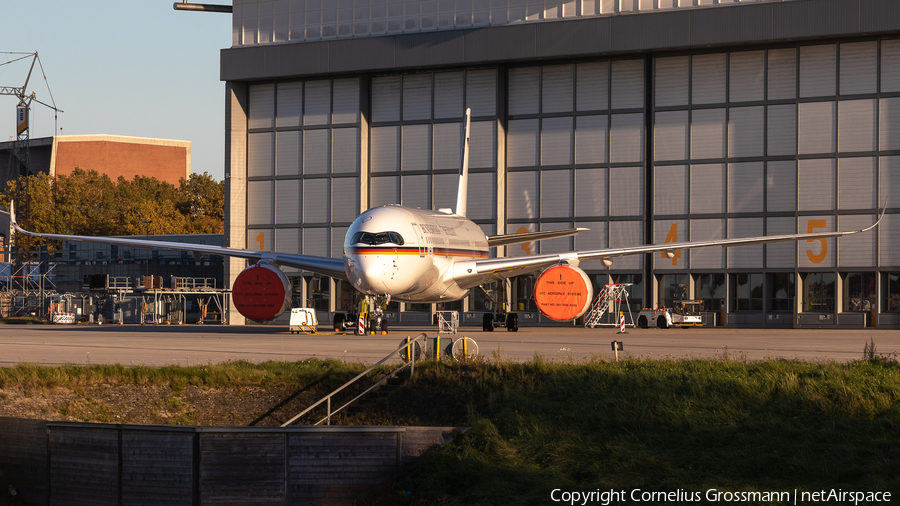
[12, 109, 883, 332]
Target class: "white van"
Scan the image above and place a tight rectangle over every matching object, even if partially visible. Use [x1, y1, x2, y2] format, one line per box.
[289, 308, 319, 334]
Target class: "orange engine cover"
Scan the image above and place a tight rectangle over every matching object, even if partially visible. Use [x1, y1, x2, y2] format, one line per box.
[232, 263, 292, 323]
[533, 264, 593, 321]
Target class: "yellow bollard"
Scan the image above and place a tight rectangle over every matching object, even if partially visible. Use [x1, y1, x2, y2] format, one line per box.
[463, 336, 468, 362]
[436, 336, 441, 361]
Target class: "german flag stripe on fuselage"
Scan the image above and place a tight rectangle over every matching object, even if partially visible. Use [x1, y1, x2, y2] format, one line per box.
[348, 246, 489, 258]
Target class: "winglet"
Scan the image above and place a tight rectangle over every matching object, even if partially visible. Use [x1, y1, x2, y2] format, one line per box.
[862, 202, 888, 233]
[455, 108, 471, 217]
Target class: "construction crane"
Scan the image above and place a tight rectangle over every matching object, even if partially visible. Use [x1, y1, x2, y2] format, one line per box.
[0, 51, 61, 269]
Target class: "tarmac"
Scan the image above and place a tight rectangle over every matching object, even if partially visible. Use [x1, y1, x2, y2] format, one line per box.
[0, 323, 896, 366]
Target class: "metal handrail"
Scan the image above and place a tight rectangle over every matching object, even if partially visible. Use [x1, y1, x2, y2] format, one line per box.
[280, 333, 426, 427]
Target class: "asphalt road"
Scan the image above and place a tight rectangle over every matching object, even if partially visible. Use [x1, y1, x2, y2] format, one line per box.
[0, 323, 897, 367]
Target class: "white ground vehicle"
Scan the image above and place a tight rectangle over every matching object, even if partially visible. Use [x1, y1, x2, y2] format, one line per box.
[289, 308, 318, 334]
[637, 300, 703, 329]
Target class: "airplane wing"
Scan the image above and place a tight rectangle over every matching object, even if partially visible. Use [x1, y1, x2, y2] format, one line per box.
[487, 228, 587, 248]
[10, 206, 348, 281]
[453, 210, 885, 289]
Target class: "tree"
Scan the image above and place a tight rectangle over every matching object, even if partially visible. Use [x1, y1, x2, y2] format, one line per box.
[176, 172, 225, 234]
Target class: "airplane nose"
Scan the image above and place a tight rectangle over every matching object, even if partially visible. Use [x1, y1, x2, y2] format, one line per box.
[353, 253, 402, 294]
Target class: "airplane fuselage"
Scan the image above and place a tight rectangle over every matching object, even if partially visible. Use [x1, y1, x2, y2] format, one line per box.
[343, 205, 489, 303]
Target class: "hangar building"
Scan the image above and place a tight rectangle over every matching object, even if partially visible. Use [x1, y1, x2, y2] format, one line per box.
[221, 0, 900, 328]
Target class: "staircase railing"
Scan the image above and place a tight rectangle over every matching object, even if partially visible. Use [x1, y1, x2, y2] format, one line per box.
[280, 333, 426, 427]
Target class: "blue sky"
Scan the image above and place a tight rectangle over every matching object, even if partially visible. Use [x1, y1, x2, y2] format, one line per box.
[1, 1, 231, 181]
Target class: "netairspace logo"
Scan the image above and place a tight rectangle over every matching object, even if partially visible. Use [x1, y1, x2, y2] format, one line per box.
[549, 488, 892, 505]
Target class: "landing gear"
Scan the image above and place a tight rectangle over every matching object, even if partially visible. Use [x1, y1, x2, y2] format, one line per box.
[333, 313, 345, 332]
[357, 294, 391, 335]
[482, 313, 494, 332]
[506, 313, 518, 332]
[478, 282, 519, 332]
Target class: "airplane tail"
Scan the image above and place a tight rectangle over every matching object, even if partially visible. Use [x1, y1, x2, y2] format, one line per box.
[455, 108, 472, 217]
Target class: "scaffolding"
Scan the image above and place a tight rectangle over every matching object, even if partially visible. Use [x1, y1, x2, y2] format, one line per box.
[584, 283, 635, 328]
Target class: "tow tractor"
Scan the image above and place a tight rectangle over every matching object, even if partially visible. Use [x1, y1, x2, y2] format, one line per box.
[637, 300, 703, 329]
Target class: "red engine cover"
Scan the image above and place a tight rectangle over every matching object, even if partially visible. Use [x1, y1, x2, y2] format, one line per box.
[232, 264, 292, 323]
[534, 264, 593, 321]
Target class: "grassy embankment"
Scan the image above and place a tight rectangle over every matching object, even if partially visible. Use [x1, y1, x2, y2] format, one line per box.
[1, 348, 898, 504]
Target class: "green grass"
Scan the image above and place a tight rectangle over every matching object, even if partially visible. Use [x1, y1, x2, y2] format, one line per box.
[378, 355, 900, 505]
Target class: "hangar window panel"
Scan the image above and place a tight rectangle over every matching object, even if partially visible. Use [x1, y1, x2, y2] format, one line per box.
[509, 67, 540, 116]
[304, 80, 332, 126]
[767, 47, 797, 100]
[581, 0, 598, 15]
[469, 172, 497, 219]
[728, 51, 764, 103]
[506, 223, 536, 257]
[403, 74, 432, 121]
[508, 119, 540, 167]
[370, 175, 399, 207]
[654, 165, 688, 216]
[654, 111, 689, 162]
[248, 133, 275, 178]
[276, 82, 303, 128]
[765, 217, 796, 268]
[799, 45, 836, 98]
[653, 220, 688, 270]
[609, 167, 644, 216]
[332, 226, 348, 259]
[234, 2, 245, 45]
[303, 178, 330, 223]
[798, 101, 836, 155]
[838, 214, 876, 267]
[542, 65, 574, 113]
[766, 104, 797, 156]
[275, 228, 301, 257]
[249, 84, 275, 129]
[434, 72, 464, 119]
[881, 39, 900, 93]
[727, 162, 763, 214]
[881, 156, 900, 206]
[370, 126, 400, 172]
[839, 41, 877, 96]
[575, 115, 608, 164]
[273, 1, 289, 43]
[507, 170, 540, 220]
[574, 221, 608, 269]
[619, 0, 637, 12]
[690, 108, 726, 160]
[372, 76, 402, 122]
[879, 213, 900, 266]
[576, 62, 609, 112]
[728, 106, 764, 158]
[401, 174, 431, 210]
[306, 0, 321, 39]
[727, 218, 763, 269]
[433, 122, 462, 169]
[248, 180, 275, 226]
[303, 228, 329, 257]
[332, 177, 360, 223]
[541, 117, 574, 166]
[290, 0, 306, 40]
[276, 131, 301, 176]
[432, 173, 458, 211]
[879, 97, 900, 151]
[610, 60, 644, 109]
[259, 2, 274, 43]
[575, 168, 608, 217]
[654, 56, 689, 107]
[401, 124, 432, 171]
[838, 99, 877, 153]
[691, 54, 726, 105]
[470, 121, 497, 168]
[609, 114, 644, 163]
[491, 5, 508, 25]
[838, 157, 876, 210]
[609, 220, 643, 269]
[798, 158, 836, 211]
[540, 222, 575, 255]
[690, 219, 725, 269]
[541, 169, 573, 218]
[332, 78, 360, 124]
[766, 160, 797, 212]
[303, 129, 331, 174]
[798, 215, 834, 268]
[689, 163, 725, 214]
[332, 128, 360, 173]
[466, 69, 497, 116]
[249, 229, 274, 251]
[275, 179, 302, 224]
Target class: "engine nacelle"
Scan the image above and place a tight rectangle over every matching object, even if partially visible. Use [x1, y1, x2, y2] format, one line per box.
[533, 263, 594, 322]
[232, 263, 292, 323]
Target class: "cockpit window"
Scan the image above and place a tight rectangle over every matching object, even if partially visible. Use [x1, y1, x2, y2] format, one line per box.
[351, 231, 405, 245]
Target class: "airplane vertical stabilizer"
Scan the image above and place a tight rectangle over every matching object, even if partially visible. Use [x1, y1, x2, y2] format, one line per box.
[455, 108, 472, 217]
